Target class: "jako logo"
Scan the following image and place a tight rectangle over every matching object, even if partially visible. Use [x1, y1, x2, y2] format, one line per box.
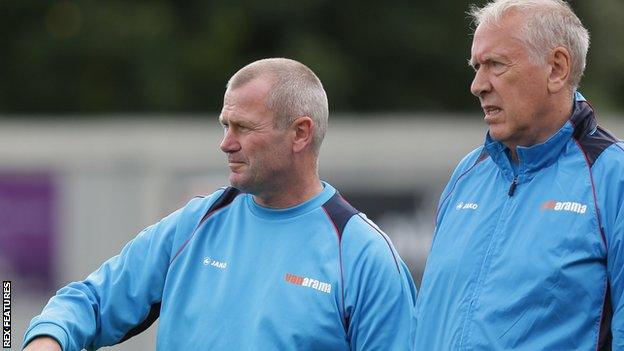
[203, 257, 227, 269]
[541, 200, 587, 214]
[284, 273, 331, 294]
[456, 202, 478, 210]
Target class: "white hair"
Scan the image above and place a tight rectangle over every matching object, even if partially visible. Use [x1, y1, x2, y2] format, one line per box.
[227, 58, 329, 154]
[469, 0, 590, 90]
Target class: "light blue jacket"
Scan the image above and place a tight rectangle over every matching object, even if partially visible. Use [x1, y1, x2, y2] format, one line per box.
[23, 182, 416, 350]
[415, 94, 624, 350]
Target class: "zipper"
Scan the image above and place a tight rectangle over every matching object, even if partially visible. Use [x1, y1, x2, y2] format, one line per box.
[460, 161, 519, 347]
[508, 177, 518, 197]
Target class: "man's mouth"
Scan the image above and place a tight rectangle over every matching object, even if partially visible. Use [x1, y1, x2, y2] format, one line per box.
[227, 158, 246, 171]
[483, 105, 502, 117]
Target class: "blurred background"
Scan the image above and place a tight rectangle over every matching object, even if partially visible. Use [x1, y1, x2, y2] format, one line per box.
[2, 0, 623, 349]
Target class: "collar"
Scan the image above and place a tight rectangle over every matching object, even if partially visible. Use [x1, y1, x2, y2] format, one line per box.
[245, 181, 335, 220]
[484, 92, 597, 181]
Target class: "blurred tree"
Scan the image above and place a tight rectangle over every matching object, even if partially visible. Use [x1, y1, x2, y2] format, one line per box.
[574, 0, 624, 113]
[0, 0, 621, 115]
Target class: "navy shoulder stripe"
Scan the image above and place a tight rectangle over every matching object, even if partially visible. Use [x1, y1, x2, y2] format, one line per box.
[198, 187, 242, 227]
[322, 192, 359, 239]
[321, 191, 359, 332]
[571, 100, 620, 167]
[475, 147, 490, 165]
[170, 187, 242, 264]
[576, 126, 620, 168]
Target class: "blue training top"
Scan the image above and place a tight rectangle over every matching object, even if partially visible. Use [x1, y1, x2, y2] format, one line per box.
[24, 182, 417, 350]
[414, 93, 624, 349]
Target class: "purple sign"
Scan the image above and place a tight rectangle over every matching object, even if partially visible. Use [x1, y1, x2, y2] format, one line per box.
[0, 172, 56, 291]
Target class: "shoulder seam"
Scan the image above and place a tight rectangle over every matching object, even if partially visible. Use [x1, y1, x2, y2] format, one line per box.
[592, 142, 624, 168]
[572, 140, 607, 249]
[321, 206, 350, 334]
[436, 148, 489, 221]
[355, 213, 401, 274]
[169, 188, 242, 265]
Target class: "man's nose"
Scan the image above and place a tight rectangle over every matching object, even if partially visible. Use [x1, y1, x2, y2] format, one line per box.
[470, 68, 492, 98]
[220, 129, 240, 153]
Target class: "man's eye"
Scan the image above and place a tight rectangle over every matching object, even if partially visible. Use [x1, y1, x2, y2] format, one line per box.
[491, 60, 508, 68]
[472, 63, 480, 72]
[491, 61, 507, 74]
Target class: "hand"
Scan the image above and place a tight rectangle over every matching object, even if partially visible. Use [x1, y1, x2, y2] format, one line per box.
[23, 336, 62, 351]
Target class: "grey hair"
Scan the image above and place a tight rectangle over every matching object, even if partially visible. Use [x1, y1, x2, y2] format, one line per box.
[226, 58, 329, 154]
[469, 0, 590, 90]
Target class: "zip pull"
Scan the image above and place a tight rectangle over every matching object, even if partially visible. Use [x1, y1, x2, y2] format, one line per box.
[508, 177, 518, 197]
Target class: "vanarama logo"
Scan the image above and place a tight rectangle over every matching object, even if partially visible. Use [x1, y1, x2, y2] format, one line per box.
[541, 200, 587, 214]
[284, 273, 331, 294]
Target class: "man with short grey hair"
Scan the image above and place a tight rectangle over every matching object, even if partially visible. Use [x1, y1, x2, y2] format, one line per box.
[226, 58, 329, 154]
[23, 58, 417, 350]
[415, 0, 624, 349]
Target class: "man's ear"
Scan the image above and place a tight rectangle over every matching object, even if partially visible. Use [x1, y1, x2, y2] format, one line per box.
[291, 116, 314, 153]
[547, 47, 571, 93]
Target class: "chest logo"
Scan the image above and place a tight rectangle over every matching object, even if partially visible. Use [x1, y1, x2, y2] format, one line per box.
[456, 201, 479, 210]
[203, 257, 228, 269]
[541, 200, 587, 214]
[284, 273, 332, 294]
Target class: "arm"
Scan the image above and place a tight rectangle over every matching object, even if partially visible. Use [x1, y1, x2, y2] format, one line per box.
[23, 336, 61, 351]
[22, 216, 176, 350]
[594, 144, 624, 348]
[342, 214, 417, 351]
[608, 189, 624, 348]
[21, 196, 210, 350]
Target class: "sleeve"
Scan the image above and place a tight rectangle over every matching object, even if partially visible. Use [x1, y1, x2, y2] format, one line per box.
[610, 206, 624, 349]
[594, 144, 624, 348]
[605, 162, 624, 347]
[21, 196, 212, 351]
[341, 214, 417, 351]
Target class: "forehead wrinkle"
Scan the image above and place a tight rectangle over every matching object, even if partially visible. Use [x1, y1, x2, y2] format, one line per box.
[219, 113, 243, 126]
[472, 38, 524, 66]
[219, 108, 268, 130]
[474, 20, 529, 56]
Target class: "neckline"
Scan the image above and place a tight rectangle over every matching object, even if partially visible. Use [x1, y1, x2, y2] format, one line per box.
[484, 92, 591, 180]
[245, 181, 335, 220]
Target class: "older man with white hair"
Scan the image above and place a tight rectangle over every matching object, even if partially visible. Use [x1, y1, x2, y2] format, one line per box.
[415, 0, 624, 349]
